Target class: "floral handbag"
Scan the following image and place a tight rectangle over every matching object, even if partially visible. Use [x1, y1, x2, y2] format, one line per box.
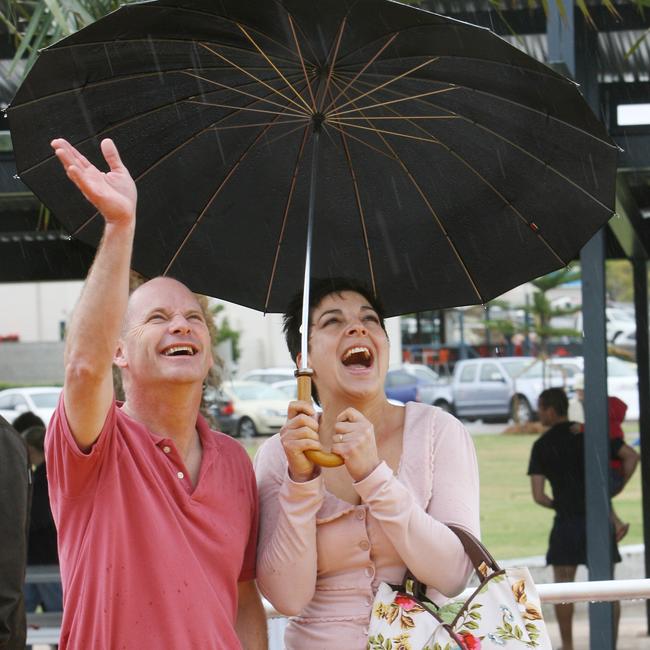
[367, 525, 552, 650]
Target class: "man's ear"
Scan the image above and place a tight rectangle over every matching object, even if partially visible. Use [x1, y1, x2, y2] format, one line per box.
[296, 352, 302, 369]
[114, 341, 128, 369]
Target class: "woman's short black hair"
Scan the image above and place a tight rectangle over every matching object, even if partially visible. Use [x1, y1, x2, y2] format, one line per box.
[282, 277, 386, 364]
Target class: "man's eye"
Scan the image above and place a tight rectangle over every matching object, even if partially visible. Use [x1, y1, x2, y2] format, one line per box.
[148, 314, 165, 322]
[323, 318, 340, 326]
[364, 315, 380, 324]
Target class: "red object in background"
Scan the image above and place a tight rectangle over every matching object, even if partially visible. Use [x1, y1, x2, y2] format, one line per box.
[609, 396, 627, 473]
[0, 334, 19, 342]
[220, 401, 235, 417]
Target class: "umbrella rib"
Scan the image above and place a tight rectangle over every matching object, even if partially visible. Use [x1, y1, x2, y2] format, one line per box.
[204, 119, 307, 131]
[287, 14, 317, 112]
[263, 124, 311, 312]
[70, 83, 308, 238]
[284, 9, 324, 72]
[337, 70, 616, 150]
[337, 52, 574, 87]
[326, 120, 446, 146]
[237, 22, 313, 114]
[179, 69, 308, 115]
[318, 17, 347, 113]
[327, 86, 459, 118]
[48, 36, 302, 67]
[199, 42, 310, 115]
[329, 76, 485, 304]
[17, 74, 306, 176]
[325, 122, 398, 162]
[329, 115, 459, 121]
[332, 118, 378, 299]
[327, 57, 439, 115]
[255, 122, 309, 149]
[321, 32, 399, 115]
[183, 99, 307, 121]
[347, 93, 568, 266]
[336, 73, 615, 212]
[8, 65, 300, 112]
[162, 112, 292, 276]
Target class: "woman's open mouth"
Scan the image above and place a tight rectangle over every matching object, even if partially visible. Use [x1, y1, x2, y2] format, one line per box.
[341, 346, 373, 369]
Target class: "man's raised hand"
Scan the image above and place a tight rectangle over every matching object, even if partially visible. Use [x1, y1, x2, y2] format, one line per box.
[51, 138, 137, 227]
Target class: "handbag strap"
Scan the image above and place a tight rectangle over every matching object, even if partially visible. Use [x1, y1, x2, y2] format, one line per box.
[404, 525, 502, 599]
[447, 524, 501, 580]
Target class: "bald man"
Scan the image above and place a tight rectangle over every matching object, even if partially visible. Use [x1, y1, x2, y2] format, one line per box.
[46, 139, 266, 649]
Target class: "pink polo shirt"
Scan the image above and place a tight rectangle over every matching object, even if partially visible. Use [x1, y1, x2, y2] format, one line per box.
[46, 398, 258, 650]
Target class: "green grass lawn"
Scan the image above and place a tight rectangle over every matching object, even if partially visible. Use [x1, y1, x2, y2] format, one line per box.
[244, 433, 643, 562]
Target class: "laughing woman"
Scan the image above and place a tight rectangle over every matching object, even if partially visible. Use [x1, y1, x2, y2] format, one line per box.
[254, 278, 480, 650]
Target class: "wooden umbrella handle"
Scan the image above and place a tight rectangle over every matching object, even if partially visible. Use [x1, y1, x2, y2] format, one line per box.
[296, 371, 344, 468]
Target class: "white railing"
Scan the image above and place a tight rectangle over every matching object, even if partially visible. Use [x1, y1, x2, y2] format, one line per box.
[27, 579, 650, 648]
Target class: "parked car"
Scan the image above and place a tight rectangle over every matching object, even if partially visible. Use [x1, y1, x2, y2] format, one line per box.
[204, 386, 239, 436]
[429, 357, 566, 422]
[384, 363, 440, 404]
[0, 386, 62, 427]
[240, 367, 295, 385]
[271, 379, 404, 408]
[575, 307, 637, 344]
[548, 356, 640, 420]
[220, 381, 289, 438]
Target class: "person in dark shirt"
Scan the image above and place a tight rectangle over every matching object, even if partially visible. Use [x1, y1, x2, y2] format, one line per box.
[21, 425, 62, 614]
[527, 388, 638, 650]
[0, 416, 31, 650]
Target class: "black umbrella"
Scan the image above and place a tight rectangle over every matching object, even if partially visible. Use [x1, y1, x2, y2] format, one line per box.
[9, 0, 617, 465]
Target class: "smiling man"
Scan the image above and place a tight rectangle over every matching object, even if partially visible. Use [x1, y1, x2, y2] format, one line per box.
[46, 138, 267, 649]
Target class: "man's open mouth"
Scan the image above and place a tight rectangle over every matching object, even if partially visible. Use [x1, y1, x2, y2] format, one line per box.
[341, 346, 373, 368]
[162, 345, 197, 357]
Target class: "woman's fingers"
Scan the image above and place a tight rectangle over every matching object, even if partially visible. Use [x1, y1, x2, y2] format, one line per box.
[335, 407, 364, 423]
[281, 424, 320, 443]
[287, 399, 316, 420]
[284, 438, 324, 455]
[285, 413, 319, 434]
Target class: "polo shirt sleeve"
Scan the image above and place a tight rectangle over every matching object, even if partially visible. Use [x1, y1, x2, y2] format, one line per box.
[45, 395, 118, 500]
[238, 459, 259, 583]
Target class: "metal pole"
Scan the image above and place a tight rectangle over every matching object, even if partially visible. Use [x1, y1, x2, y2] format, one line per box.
[524, 293, 531, 356]
[548, 1, 615, 647]
[633, 259, 650, 632]
[459, 310, 467, 360]
[299, 127, 321, 370]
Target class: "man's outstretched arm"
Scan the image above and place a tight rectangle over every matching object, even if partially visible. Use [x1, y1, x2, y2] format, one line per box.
[52, 138, 137, 450]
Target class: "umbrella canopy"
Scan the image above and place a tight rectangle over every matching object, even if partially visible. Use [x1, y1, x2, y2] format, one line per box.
[9, 0, 617, 317]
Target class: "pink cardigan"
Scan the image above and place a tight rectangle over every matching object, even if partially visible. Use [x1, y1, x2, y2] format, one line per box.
[254, 402, 480, 650]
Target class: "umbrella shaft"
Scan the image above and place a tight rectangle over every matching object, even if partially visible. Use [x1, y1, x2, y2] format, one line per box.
[300, 128, 321, 370]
